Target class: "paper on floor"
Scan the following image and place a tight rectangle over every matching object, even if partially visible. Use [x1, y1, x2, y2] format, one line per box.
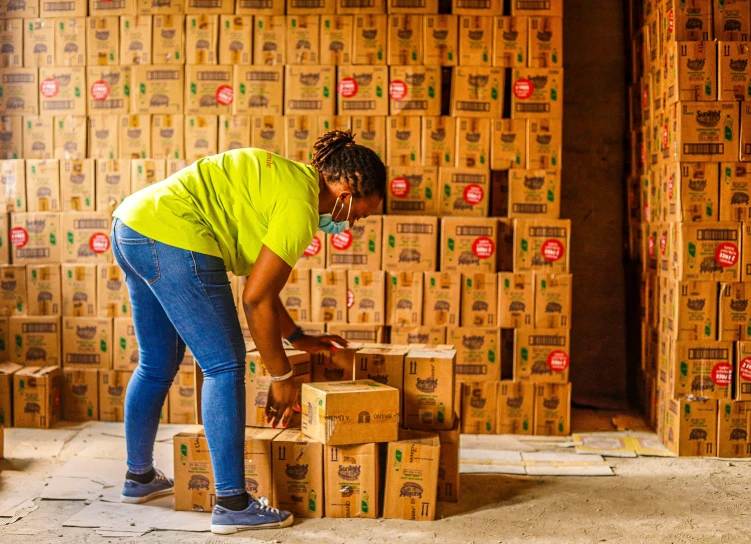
[573, 434, 638, 458]
[63, 497, 209, 532]
[3, 428, 79, 459]
[41, 476, 105, 501]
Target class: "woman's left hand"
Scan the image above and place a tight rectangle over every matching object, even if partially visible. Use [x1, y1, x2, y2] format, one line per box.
[292, 334, 349, 353]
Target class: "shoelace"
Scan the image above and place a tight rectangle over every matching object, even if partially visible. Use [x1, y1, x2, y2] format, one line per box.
[256, 496, 280, 515]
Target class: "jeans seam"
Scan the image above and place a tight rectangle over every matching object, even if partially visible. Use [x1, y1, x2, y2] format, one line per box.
[216, 488, 248, 497]
[147, 241, 161, 285]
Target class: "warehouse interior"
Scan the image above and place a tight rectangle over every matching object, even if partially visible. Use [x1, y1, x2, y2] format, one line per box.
[1, 0, 750, 542]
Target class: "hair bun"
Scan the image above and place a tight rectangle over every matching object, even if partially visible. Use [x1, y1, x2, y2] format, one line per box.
[311, 130, 357, 169]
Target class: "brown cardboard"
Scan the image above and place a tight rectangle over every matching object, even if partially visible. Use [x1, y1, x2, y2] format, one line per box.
[738, 341, 751, 400]
[718, 42, 751, 101]
[403, 348, 456, 430]
[347, 270, 385, 324]
[440, 217, 498, 273]
[281, 268, 311, 323]
[437, 422, 459, 502]
[326, 323, 383, 343]
[61, 368, 98, 421]
[337, 66, 389, 116]
[284, 115, 315, 162]
[318, 115, 352, 133]
[285, 65, 336, 116]
[386, 166, 438, 215]
[61, 212, 112, 264]
[296, 231, 327, 269]
[717, 399, 751, 458]
[62, 264, 97, 317]
[167, 159, 186, 175]
[236, 0, 284, 13]
[513, 218, 571, 274]
[351, 116, 386, 161]
[114, 317, 138, 371]
[10, 212, 62, 265]
[0, 115, 21, 159]
[86, 16, 119, 65]
[311, 347, 357, 382]
[24, 18, 55, 67]
[0, 0, 38, 17]
[288, 0, 332, 13]
[0, 362, 23, 427]
[423, 272, 461, 327]
[534, 273, 572, 329]
[383, 431, 440, 521]
[386, 271, 423, 326]
[97, 264, 130, 318]
[217, 15, 252, 65]
[497, 380, 534, 435]
[448, 327, 500, 382]
[250, 115, 284, 155]
[185, 0, 233, 12]
[665, 397, 717, 456]
[185, 115, 218, 162]
[492, 16, 527, 68]
[95, 159, 130, 212]
[673, 222, 741, 281]
[131, 65, 184, 115]
[662, 279, 717, 340]
[245, 350, 311, 428]
[326, 216, 382, 271]
[0, 19, 24, 67]
[421, 116, 456, 168]
[120, 16, 152, 65]
[439, 167, 490, 217]
[99, 370, 131, 422]
[62, 317, 113, 370]
[528, 16, 563, 69]
[381, 215, 438, 272]
[39, 66, 86, 116]
[514, 328, 570, 383]
[662, 162, 719, 223]
[137, 0, 185, 13]
[527, 118, 562, 170]
[23, 116, 54, 160]
[151, 14, 184, 64]
[461, 381, 497, 434]
[54, 115, 87, 160]
[253, 16, 286, 65]
[720, 282, 751, 341]
[458, 16, 492, 67]
[665, 41, 716, 105]
[272, 429, 324, 517]
[455, 117, 491, 169]
[169, 370, 196, 424]
[0, 215, 8, 265]
[26, 265, 61, 316]
[510, 68, 562, 119]
[186, 15, 218, 65]
[39, 0, 84, 15]
[354, 346, 407, 390]
[423, 15, 457, 66]
[387, 0, 435, 12]
[498, 272, 534, 328]
[87, 115, 119, 159]
[388, 65, 441, 116]
[352, 14, 387, 65]
[151, 114, 184, 160]
[390, 325, 445, 345]
[721, 162, 751, 221]
[0, 265, 27, 317]
[25, 159, 60, 211]
[0, 68, 39, 115]
[337, 0, 385, 13]
[286, 15, 321, 65]
[119, 115, 151, 159]
[233, 65, 284, 116]
[451, 66, 503, 118]
[324, 443, 380, 518]
[131, 159, 166, 192]
[670, 340, 733, 400]
[13, 365, 61, 428]
[508, 169, 560, 218]
[460, 272, 497, 327]
[54, 18, 84, 66]
[310, 269, 348, 323]
[60, 159, 95, 212]
[674, 101, 740, 162]
[388, 14, 423, 65]
[715, 0, 750, 41]
[89, 0, 136, 16]
[533, 382, 570, 436]
[185, 65, 234, 115]
[301, 380, 400, 445]
[491, 118, 526, 170]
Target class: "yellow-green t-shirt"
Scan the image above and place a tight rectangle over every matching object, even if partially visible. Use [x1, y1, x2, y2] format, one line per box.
[113, 149, 320, 276]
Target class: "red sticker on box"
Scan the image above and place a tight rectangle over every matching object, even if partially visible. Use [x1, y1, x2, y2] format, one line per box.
[513, 78, 534, 99]
[303, 236, 321, 257]
[90, 80, 110, 101]
[463, 184, 484, 205]
[648, 234, 655, 258]
[472, 237, 495, 259]
[660, 232, 667, 255]
[642, 87, 649, 109]
[668, 9, 674, 35]
[347, 289, 354, 309]
[715, 242, 739, 268]
[668, 174, 674, 200]
[711, 362, 732, 387]
[10, 227, 28, 248]
[740, 357, 751, 381]
[215, 85, 234, 106]
[662, 124, 669, 149]
[541, 239, 564, 262]
[547, 350, 570, 372]
[331, 230, 353, 251]
[390, 177, 410, 198]
[640, 144, 646, 166]
[89, 233, 111, 254]
[389, 79, 407, 101]
[643, 203, 650, 221]
[40, 78, 59, 98]
[338, 77, 358, 98]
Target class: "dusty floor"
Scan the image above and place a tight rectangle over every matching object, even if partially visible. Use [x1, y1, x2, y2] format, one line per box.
[2, 412, 750, 544]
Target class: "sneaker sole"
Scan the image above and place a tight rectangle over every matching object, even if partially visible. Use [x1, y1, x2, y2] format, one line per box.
[210, 515, 294, 534]
[120, 487, 175, 504]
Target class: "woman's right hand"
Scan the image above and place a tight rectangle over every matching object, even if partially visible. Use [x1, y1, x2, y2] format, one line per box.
[265, 379, 301, 429]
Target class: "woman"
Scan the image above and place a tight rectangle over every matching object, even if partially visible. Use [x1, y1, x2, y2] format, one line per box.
[112, 130, 386, 533]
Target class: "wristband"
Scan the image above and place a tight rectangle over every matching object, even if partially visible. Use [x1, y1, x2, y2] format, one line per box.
[285, 326, 305, 345]
[270, 369, 294, 382]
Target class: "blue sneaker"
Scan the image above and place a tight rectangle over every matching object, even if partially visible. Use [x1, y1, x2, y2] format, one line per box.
[211, 496, 294, 534]
[120, 468, 174, 504]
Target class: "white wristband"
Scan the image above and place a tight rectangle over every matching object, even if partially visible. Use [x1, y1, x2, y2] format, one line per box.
[270, 369, 294, 382]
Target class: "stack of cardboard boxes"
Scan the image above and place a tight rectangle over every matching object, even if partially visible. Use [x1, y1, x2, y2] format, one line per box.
[628, 0, 751, 457]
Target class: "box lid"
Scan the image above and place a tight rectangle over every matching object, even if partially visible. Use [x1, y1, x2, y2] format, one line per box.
[407, 348, 457, 359]
[396, 429, 441, 446]
[175, 424, 205, 438]
[303, 379, 398, 395]
[0, 362, 23, 376]
[273, 428, 319, 443]
[16, 365, 60, 377]
[245, 428, 282, 441]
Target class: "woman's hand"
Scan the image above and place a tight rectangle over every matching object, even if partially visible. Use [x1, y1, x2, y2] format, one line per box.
[292, 334, 349, 353]
[265, 379, 301, 428]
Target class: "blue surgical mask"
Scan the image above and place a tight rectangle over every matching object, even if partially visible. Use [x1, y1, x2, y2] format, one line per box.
[318, 196, 353, 235]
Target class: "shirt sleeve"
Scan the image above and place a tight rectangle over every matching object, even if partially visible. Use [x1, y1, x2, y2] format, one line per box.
[262, 198, 318, 268]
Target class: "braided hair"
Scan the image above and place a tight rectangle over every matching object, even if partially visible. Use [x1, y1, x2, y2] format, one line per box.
[311, 130, 386, 198]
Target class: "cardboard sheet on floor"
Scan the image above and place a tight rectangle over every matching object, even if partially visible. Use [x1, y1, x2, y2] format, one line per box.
[41, 477, 106, 500]
[628, 433, 675, 457]
[459, 449, 525, 475]
[0, 472, 45, 525]
[572, 434, 638, 458]
[3, 428, 80, 459]
[460, 434, 537, 452]
[521, 452, 613, 476]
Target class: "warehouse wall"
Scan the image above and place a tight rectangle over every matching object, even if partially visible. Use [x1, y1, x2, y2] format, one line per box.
[562, 2, 629, 404]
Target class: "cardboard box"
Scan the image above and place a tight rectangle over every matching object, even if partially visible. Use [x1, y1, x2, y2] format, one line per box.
[87, 17, 119, 65]
[151, 114, 184, 160]
[95, 159, 130, 212]
[423, 272, 461, 327]
[533, 382, 570, 436]
[60, 159, 94, 211]
[458, 16, 492, 67]
[513, 218, 570, 274]
[286, 15, 320, 65]
[39, 67, 86, 116]
[0, 19, 21, 66]
[287, 0, 332, 13]
[10, 212, 61, 265]
[280, 268, 311, 322]
[186, 15, 218, 65]
[0, 68, 39, 115]
[460, 272, 497, 327]
[114, 317, 138, 370]
[527, 118, 562, 170]
[673, 222, 741, 282]
[89, 0, 136, 16]
[507, 169, 560, 219]
[381, 215, 438, 272]
[347, 270, 385, 324]
[665, 41, 716, 105]
[461, 381, 497, 434]
[491, 119, 526, 170]
[237, 0, 284, 14]
[497, 272, 534, 328]
[662, 0, 712, 42]
[185, 65, 234, 115]
[455, 117, 491, 169]
[349, 115, 385, 161]
[0, 362, 22, 426]
[720, 282, 751, 340]
[217, 15, 252, 65]
[421, 116, 455, 168]
[253, 15, 285, 66]
[423, 15, 457, 66]
[97, 264, 130, 318]
[386, 166, 438, 215]
[437, 422, 459, 502]
[721, 162, 751, 221]
[250, 115, 284, 155]
[120, 16, 152, 65]
[172, 426, 215, 512]
[185, 115, 218, 162]
[528, 16, 563, 69]
[25, 159, 60, 211]
[284, 115, 314, 162]
[13, 365, 61, 428]
[0, 265, 26, 317]
[387, 115, 421, 165]
[386, 271, 423, 326]
[674, 101, 740, 162]
[24, 18, 55, 67]
[62, 368, 98, 421]
[718, 42, 751, 102]
[738, 341, 751, 400]
[534, 273, 572, 329]
[0, 0, 38, 17]
[310, 269, 348, 323]
[87, 115, 119, 159]
[510, 68, 562, 119]
[451, 66, 503, 118]
[54, 17, 85, 66]
[119, 115, 151, 159]
[272, 429, 324, 518]
[62, 212, 112, 264]
[670, 340, 733, 400]
[296, 231, 327, 269]
[185, 0, 233, 12]
[326, 217, 382, 271]
[152, 14, 184, 64]
[137, 0, 185, 13]
[285, 66, 335, 116]
[440, 217, 497, 273]
[354, 346, 407, 390]
[326, 323, 383, 343]
[514, 328, 570, 383]
[319, 115, 352, 134]
[23, 116, 54, 160]
[131, 159, 166, 192]
[311, 347, 357, 382]
[388, 14, 423, 65]
[131, 65, 184, 115]
[169, 370, 196, 424]
[40, 0, 85, 15]
[0, 216, 8, 265]
[665, 397, 717, 456]
[388, 65, 441, 116]
[337, 66, 389, 116]
[26, 265, 61, 316]
[383, 431, 440, 521]
[439, 167, 490, 217]
[301, 380, 400, 445]
[497, 380, 534, 435]
[336, 0, 384, 13]
[62, 264, 97, 317]
[246, 349, 311, 427]
[167, 159, 186, 175]
[717, 399, 751, 458]
[662, 279, 717, 340]
[492, 17, 526, 68]
[353, 14, 387, 65]
[387, 0, 435, 12]
[448, 327, 500, 382]
[62, 317, 113, 370]
[715, 0, 750, 41]
[324, 443, 380, 518]
[99, 369, 131, 421]
[0, 115, 21, 159]
[233, 66, 283, 117]
[390, 325, 445, 345]
[402, 348, 456, 430]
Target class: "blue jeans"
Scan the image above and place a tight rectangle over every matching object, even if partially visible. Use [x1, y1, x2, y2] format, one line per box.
[111, 218, 247, 497]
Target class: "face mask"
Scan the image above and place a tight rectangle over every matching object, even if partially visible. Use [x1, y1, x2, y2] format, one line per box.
[318, 195, 353, 235]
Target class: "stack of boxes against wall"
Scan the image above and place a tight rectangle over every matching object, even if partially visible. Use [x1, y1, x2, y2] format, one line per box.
[627, 0, 751, 457]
